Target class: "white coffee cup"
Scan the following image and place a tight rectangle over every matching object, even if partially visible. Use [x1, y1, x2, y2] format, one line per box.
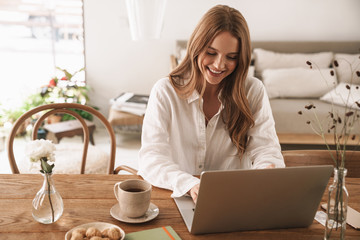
[114, 179, 152, 218]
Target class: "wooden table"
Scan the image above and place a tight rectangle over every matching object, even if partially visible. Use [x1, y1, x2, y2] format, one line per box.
[278, 133, 360, 150]
[108, 108, 144, 126]
[0, 174, 359, 240]
[278, 133, 359, 146]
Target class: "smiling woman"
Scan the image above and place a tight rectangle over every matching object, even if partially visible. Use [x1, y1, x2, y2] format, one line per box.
[137, 4, 284, 204]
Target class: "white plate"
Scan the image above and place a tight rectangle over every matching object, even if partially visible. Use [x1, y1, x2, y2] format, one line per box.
[110, 202, 159, 223]
[65, 222, 125, 240]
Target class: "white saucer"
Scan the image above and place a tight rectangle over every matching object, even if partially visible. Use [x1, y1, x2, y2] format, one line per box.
[110, 202, 159, 223]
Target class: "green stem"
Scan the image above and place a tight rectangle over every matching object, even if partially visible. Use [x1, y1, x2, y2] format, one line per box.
[46, 173, 55, 223]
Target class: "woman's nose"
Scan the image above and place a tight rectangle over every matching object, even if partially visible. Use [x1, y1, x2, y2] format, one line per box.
[214, 56, 225, 69]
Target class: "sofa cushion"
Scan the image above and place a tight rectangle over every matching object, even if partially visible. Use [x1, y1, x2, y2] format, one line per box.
[320, 82, 360, 110]
[253, 48, 333, 79]
[263, 68, 337, 99]
[333, 53, 360, 84]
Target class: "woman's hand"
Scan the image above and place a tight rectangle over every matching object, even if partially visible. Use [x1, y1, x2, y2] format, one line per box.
[266, 164, 275, 169]
[189, 184, 200, 204]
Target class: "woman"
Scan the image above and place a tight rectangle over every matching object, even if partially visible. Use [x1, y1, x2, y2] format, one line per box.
[138, 5, 285, 203]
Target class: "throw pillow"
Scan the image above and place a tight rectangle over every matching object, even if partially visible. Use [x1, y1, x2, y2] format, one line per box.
[253, 48, 333, 79]
[263, 68, 337, 99]
[320, 82, 360, 109]
[333, 53, 360, 84]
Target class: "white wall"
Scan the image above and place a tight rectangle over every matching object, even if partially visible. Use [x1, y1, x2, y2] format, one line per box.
[83, 0, 360, 116]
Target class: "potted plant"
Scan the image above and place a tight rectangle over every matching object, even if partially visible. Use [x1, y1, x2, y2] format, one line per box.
[0, 67, 96, 136]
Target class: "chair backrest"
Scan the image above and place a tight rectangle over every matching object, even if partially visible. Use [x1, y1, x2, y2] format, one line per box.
[282, 149, 360, 178]
[7, 103, 116, 174]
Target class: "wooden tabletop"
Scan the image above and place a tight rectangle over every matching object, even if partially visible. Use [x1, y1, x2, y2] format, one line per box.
[0, 174, 359, 240]
[277, 133, 360, 146]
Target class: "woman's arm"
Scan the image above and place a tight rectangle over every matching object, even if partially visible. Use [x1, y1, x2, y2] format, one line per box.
[245, 78, 285, 169]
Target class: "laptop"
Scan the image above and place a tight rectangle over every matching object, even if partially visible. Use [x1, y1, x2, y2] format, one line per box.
[174, 165, 333, 234]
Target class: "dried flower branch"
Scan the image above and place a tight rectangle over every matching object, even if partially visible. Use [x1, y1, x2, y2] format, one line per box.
[302, 56, 360, 238]
[298, 58, 360, 168]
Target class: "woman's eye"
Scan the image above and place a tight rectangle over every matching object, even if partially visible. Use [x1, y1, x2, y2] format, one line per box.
[227, 56, 238, 60]
[206, 52, 216, 56]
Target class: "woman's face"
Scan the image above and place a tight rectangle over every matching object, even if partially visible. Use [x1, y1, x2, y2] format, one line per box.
[198, 31, 239, 86]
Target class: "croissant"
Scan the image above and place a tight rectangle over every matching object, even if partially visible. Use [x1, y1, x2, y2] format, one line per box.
[106, 228, 122, 240]
[70, 232, 84, 240]
[86, 227, 102, 238]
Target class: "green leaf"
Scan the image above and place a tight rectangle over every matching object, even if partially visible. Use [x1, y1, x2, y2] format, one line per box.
[64, 70, 73, 80]
[40, 159, 53, 173]
[56, 67, 73, 80]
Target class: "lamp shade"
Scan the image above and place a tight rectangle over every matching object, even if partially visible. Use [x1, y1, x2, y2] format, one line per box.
[126, 0, 167, 41]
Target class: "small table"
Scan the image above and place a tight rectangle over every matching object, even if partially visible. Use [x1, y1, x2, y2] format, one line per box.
[278, 133, 360, 150]
[108, 108, 144, 126]
[43, 119, 96, 145]
[108, 108, 144, 134]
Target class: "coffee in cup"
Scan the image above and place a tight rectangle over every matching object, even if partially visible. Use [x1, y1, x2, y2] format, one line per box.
[114, 179, 151, 218]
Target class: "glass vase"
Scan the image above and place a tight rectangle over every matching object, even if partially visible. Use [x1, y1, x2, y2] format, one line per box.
[32, 173, 64, 224]
[324, 168, 348, 240]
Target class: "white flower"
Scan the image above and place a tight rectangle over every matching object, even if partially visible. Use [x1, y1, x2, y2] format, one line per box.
[25, 139, 56, 163]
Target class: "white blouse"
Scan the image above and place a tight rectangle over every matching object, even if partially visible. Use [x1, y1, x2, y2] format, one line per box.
[138, 77, 285, 197]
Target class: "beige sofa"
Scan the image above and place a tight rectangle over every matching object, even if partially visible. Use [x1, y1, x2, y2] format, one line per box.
[252, 42, 360, 149]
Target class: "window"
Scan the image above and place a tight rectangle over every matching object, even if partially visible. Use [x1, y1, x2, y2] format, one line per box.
[0, 0, 85, 109]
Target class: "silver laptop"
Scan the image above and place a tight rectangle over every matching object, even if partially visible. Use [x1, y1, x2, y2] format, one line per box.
[174, 165, 333, 234]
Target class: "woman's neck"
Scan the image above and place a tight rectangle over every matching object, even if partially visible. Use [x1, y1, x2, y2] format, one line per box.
[203, 81, 219, 98]
[202, 82, 221, 125]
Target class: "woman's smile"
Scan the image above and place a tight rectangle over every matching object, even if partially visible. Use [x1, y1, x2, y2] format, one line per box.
[207, 67, 224, 76]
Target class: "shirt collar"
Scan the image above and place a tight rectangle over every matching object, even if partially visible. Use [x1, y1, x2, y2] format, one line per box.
[186, 89, 225, 113]
[187, 90, 200, 104]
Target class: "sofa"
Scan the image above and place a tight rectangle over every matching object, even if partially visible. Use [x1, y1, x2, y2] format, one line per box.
[173, 41, 360, 150]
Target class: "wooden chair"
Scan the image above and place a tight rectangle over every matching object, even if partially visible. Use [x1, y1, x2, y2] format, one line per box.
[7, 103, 118, 174]
[282, 149, 360, 178]
[114, 165, 138, 175]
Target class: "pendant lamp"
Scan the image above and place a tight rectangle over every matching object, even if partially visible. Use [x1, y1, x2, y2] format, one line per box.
[126, 0, 167, 41]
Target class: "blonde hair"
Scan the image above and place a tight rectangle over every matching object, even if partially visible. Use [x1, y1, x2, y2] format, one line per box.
[169, 5, 254, 154]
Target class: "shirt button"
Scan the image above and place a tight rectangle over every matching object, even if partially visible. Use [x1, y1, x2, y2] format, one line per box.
[199, 165, 203, 168]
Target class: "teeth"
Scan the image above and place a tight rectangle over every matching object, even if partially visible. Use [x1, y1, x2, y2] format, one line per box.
[209, 68, 222, 74]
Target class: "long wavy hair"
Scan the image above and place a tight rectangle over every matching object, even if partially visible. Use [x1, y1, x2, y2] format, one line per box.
[169, 5, 254, 155]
